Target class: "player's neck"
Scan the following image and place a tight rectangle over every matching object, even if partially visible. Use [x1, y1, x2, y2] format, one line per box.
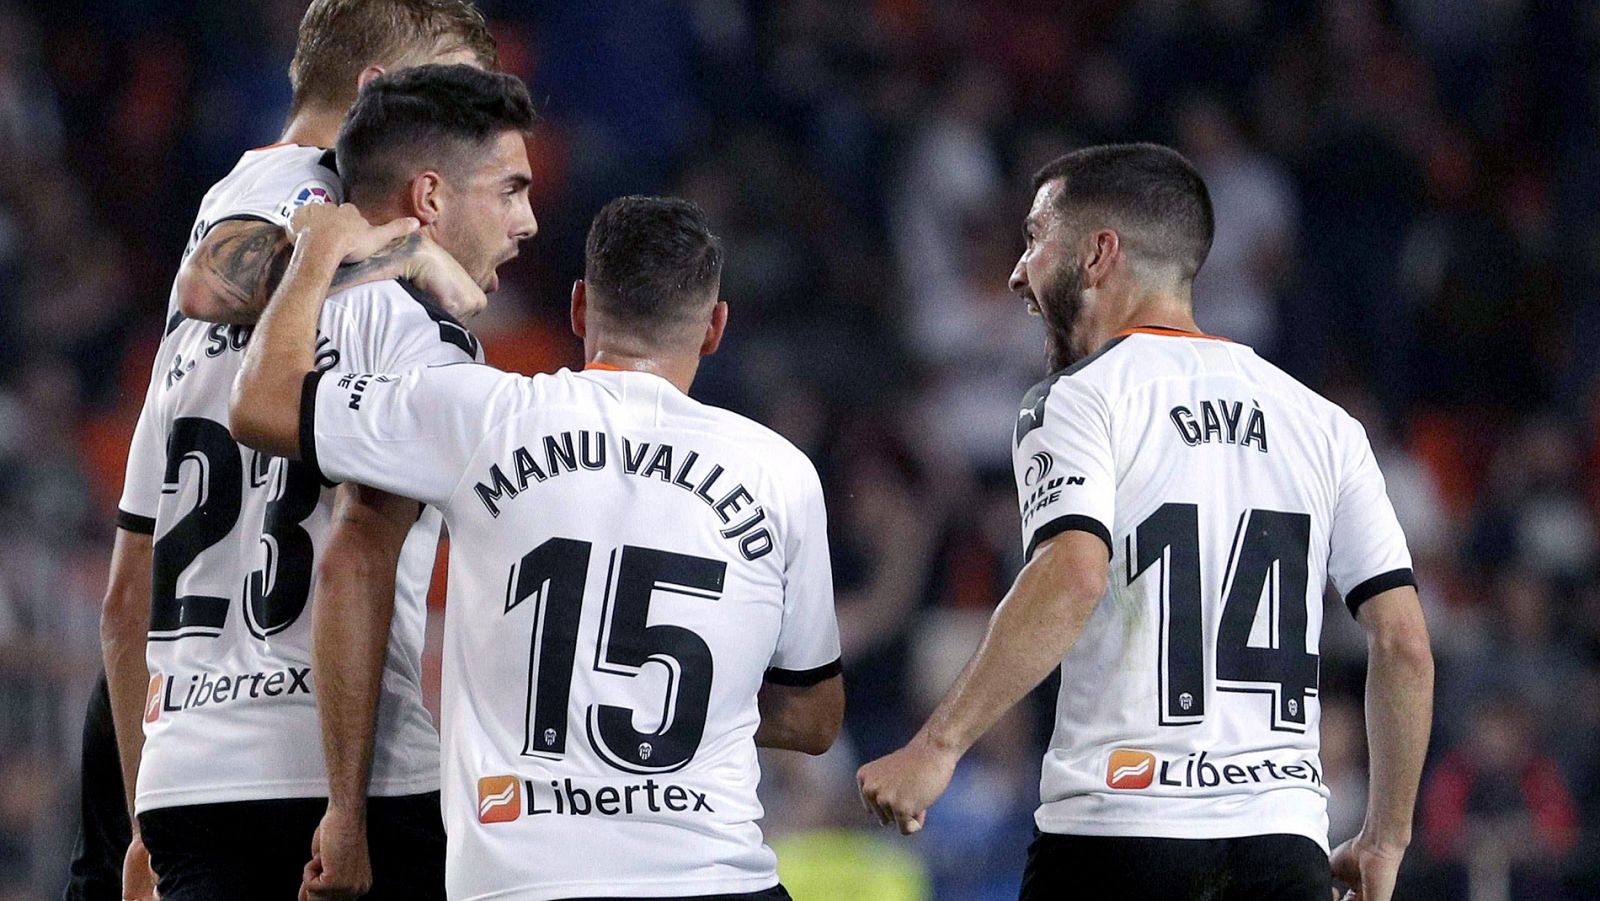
[278, 105, 344, 150]
[585, 350, 699, 394]
[1115, 288, 1199, 335]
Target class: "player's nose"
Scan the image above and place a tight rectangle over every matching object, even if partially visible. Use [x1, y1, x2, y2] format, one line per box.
[1008, 255, 1028, 295]
[513, 209, 537, 242]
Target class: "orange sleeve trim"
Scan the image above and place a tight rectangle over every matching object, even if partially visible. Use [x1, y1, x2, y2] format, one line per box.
[1115, 326, 1233, 342]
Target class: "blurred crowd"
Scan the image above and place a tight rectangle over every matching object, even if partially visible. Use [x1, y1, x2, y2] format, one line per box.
[1, 0, 1598, 898]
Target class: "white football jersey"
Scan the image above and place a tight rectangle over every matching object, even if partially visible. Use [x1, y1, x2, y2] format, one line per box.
[118, 142, 473, 813]
[122, 143, 341, 531]
[301, 365, 842, 901]
[1012, 326, 1413, 851]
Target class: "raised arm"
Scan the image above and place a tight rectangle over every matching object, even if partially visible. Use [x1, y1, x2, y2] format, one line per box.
[177, 217, 485, 326]
[300, 484, 420, 901]
[230, 204, 420, 457]
[857, 528, 1108, 833]
[99, 527, 156, 900]
[1331, 585, 1433, 901]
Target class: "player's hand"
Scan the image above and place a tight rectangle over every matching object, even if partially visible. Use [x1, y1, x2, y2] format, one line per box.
[856, 736, 959, 835]
[404, 238, 489, 320]
[121, 832, 159, 901]
[288, 202, 420, 266]
[299, 808, 373, 901]
[1330, 833, 1405, 901]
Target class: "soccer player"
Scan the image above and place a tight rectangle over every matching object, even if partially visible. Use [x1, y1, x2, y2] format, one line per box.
[856, 144, 1434, 901]
[94, 4, 498, 900]
[230, 194, 846, 901]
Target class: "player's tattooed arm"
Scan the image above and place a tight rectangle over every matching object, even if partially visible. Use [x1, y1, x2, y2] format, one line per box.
[174, 220, 294, 325]
[177, 216, 486, 325]
[232, 203, 420, 458]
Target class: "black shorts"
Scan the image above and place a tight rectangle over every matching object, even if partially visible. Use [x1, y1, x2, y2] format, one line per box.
[1020, 831, 1330, 901]
[139, 792, 445, 901]
[65, 670, 131, 901]
[558, 887, 791, 901]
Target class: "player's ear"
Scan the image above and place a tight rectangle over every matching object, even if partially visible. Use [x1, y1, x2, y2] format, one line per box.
[700, 300, 728, 357]
[570, 279, 588, 339]
[356, 64, 386, 95]
[1083, 228, 1120, 288]
[408, 172, 444, 226]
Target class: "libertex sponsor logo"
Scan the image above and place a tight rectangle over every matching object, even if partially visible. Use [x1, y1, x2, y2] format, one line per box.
[1106, 748, 1323, 790]
[144, 674, 163, 723]
[142, 666, 312, 721]
[1106, 749, 1155, 789]
[478, 776, 522, 824]
[475, 774, 716, 825]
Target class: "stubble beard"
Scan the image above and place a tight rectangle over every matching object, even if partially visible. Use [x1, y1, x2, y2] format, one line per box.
[1039, 260, 1086, 372]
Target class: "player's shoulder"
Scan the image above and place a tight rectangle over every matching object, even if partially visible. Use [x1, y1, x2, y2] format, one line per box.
[229, 143, 337, 192]
[559, 371, 821, 486]
[1231, 349, 1364, 441]
[1013, 334, 1135, 445]
[323, 278, 481, 360]
[695, 400, 820, 482]
[200, 143, 339, 221]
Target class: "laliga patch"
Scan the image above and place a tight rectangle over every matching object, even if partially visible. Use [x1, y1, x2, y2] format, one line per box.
[278, 181, 336, 219]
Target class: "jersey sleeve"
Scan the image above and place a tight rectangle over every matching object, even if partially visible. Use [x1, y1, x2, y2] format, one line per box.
[210, 147, 341, 232]
[1013, 375, 1116, 560]
[765, 458, 842, 686]
[1328, 418, 1415, 617]
[300, 363, 503, 509]
[116, 370, 166, 534]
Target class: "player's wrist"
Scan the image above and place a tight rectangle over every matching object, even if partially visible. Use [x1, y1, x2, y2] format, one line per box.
[324, 799, 369, 827]
[1356, 827, 1410, 856]
[912, 726, 966, 761]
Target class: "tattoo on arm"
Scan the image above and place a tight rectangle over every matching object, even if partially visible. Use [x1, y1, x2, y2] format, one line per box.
[329, 231, 423, 291]
[197, 223, 294, 313]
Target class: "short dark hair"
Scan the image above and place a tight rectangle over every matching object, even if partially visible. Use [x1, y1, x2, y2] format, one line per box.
[1033, 143, 1214, 280]
[290, 0, 497, 115]
[335, 64, 534, 202]
[584, 196, 723, 332]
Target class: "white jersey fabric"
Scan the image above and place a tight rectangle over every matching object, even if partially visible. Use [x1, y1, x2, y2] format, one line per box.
[301, 364, 842, 901]
[1012, 326, 1414, 851]
[119, 144, 475, 812]
[121, 143, 341, 530]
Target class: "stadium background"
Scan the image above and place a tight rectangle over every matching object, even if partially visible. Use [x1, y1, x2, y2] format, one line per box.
[0, 0, 1596, 898]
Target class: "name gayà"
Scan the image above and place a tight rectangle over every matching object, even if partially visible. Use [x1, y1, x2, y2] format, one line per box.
[1169, 400, 1269, 452]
